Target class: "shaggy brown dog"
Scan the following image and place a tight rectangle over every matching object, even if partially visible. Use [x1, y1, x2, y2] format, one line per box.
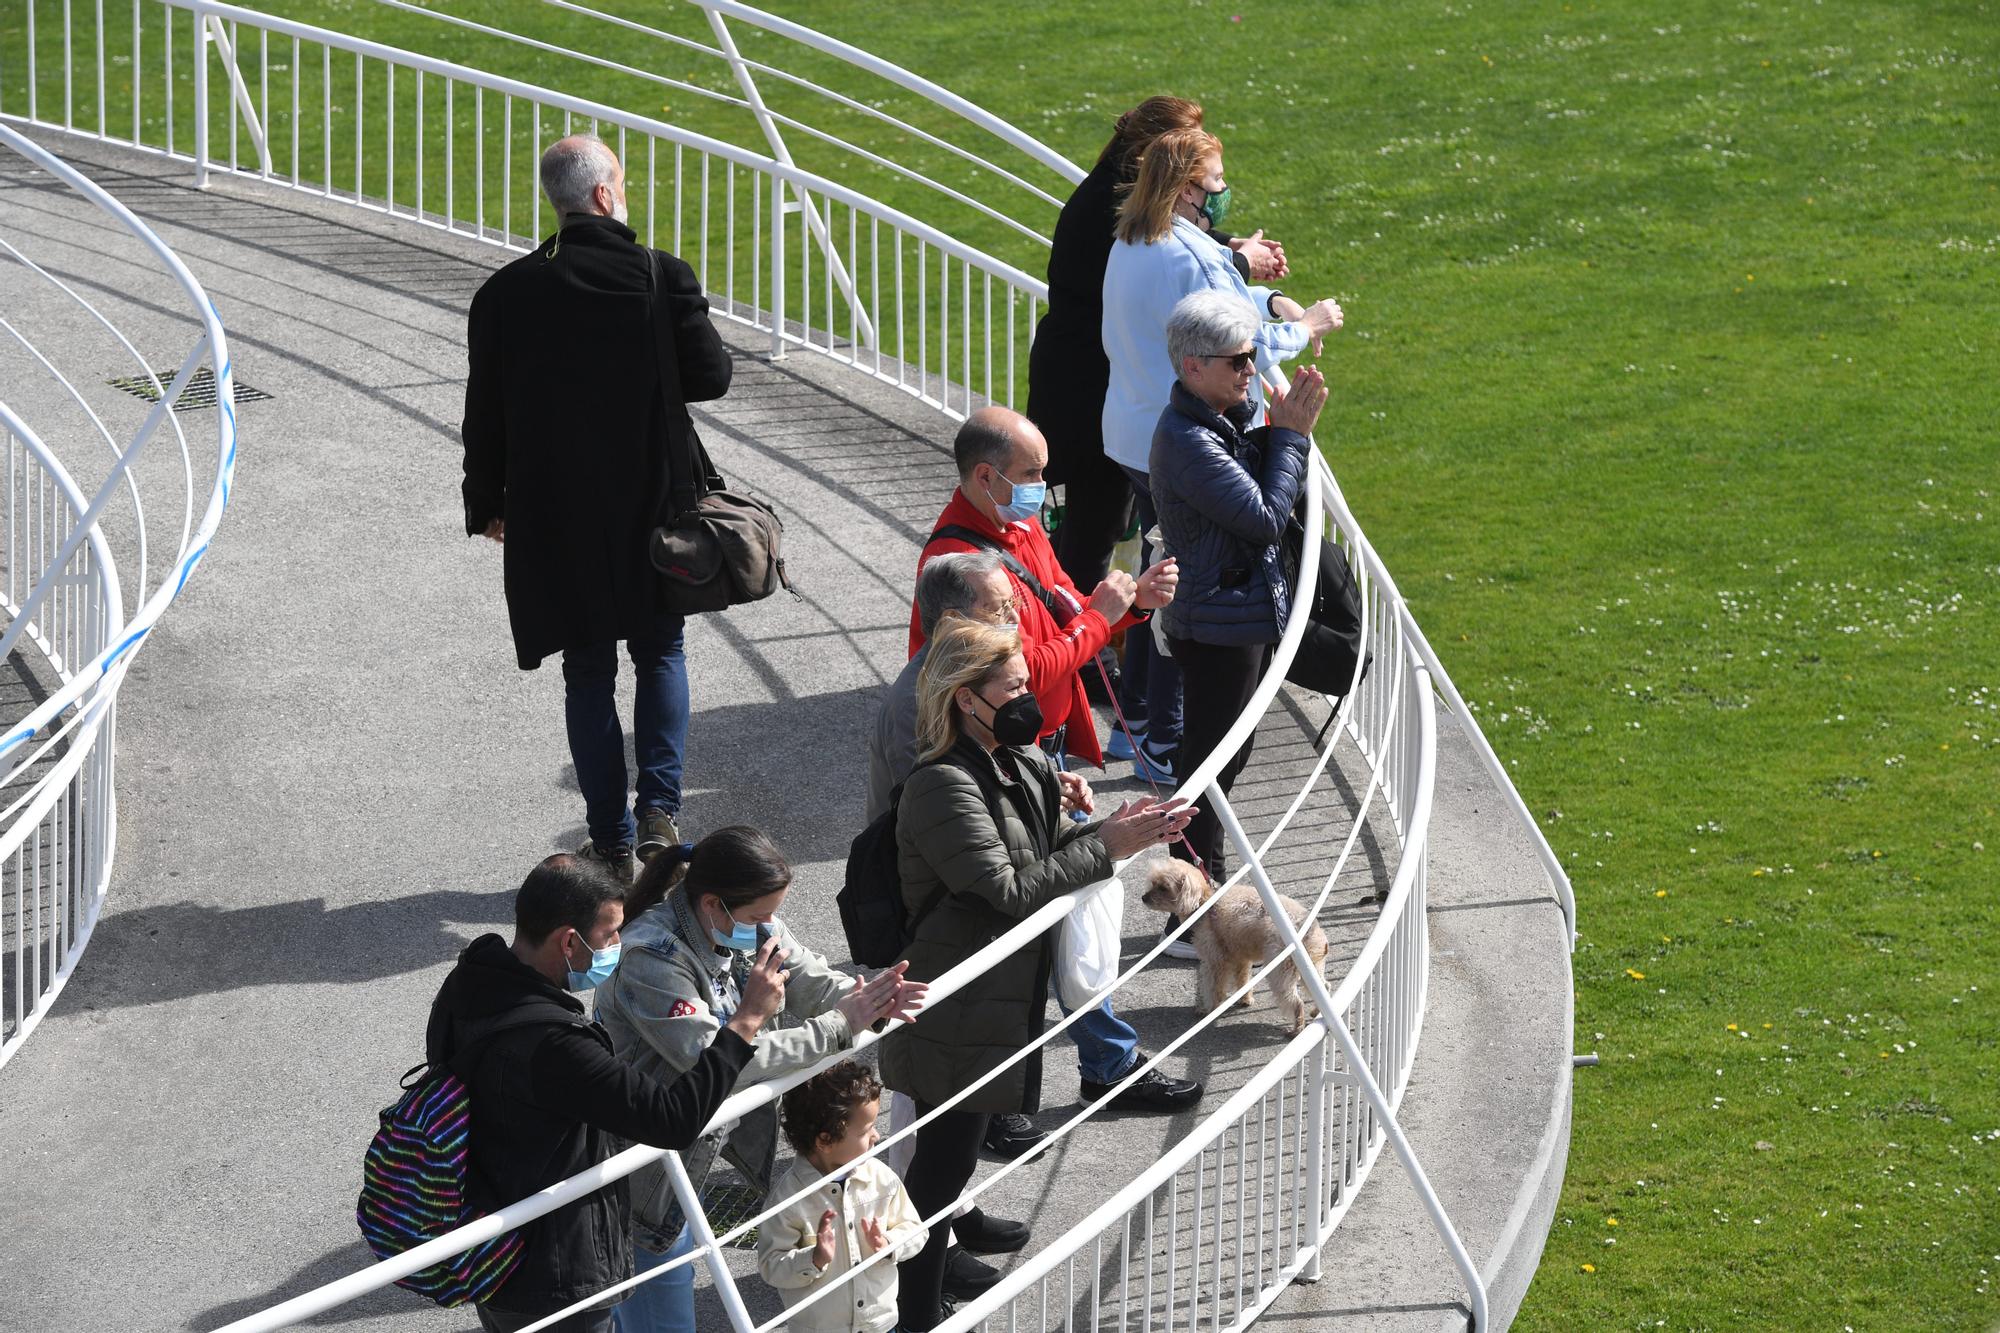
[1141, 860, 1328, 1033]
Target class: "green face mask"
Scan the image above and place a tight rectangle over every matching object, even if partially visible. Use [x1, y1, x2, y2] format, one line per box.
[1199, 185, 1232, 230]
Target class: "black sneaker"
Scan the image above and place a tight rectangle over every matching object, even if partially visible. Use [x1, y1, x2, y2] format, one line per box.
[955, 1206, 1029, 1255]
[1079, 1058, 1204, 1114]
[635, 808, 681, 864]
[981, 1112, 1049, 1161]
[941, 1246, 1002, 1300]
[576, 839, 636, 887]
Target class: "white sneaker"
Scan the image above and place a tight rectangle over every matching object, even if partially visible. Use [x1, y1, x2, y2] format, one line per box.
[1160, 916, 1199, 961]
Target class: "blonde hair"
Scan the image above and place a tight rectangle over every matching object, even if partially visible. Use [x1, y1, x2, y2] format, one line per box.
[914, 619, 1023, 763]
[1115, 127, 1222, 246]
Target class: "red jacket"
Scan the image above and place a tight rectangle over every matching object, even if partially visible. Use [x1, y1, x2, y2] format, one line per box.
[908, 489, 1136, 768]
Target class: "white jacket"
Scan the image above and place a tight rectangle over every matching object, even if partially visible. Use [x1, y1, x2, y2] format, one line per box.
[1101, 214, 1310, 474]
[755, 1154, 930, 1332]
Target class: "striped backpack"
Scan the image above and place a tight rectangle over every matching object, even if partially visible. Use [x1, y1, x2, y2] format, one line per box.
[356, 1014, 562, 1306]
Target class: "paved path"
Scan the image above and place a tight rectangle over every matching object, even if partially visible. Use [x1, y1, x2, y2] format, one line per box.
[0, 134, 1570, 1333]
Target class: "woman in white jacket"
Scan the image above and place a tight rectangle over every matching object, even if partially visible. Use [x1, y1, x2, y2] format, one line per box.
[758, 1061, 928, 1332]
[1098, 126, 1341, 845]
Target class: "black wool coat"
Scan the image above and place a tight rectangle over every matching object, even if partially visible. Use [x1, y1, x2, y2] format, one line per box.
[462, 214, 733, 669]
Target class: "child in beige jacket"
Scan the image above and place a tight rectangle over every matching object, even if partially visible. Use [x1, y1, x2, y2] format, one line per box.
[758, 1061, 929, 1332]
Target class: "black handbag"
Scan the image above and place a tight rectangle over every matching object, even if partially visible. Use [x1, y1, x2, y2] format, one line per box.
[1280, 502, 1371, 698]
[644, 257, 796, 613]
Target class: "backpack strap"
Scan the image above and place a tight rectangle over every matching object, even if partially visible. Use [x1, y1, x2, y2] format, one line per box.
[927, 524, 1081, 626]
[436, 1002, 587, 1085]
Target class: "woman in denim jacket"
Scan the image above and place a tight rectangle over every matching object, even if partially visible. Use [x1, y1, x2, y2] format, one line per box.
[595, 828, 925, 1333]
[1148, 291, 1329, 877]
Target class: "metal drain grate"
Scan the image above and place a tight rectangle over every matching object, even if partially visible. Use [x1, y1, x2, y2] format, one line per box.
[105, 366, 272, 411]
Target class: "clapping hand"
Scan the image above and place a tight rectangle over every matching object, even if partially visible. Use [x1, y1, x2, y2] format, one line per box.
[1134, 556, 1179, 611]
[1230, 229, 1288, 281]
[836, 959, 927, 1031]
[1267, 366, 1329, 438]
[1099, 796, 1196, 858]
[1057, 769, 1096, 816]
[812, 1208, 838, 1271]
[858, 1216, 889, 1256]
[724, 936, 788, 1041]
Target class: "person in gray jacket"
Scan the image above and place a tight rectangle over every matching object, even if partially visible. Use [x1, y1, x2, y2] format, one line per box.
[1149, 290, 1329, 877]
[878, 618, 1193, 1331]
[595, 827, 926, 1333]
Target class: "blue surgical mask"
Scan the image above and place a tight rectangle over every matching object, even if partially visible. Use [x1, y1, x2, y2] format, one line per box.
[709, 904, 760, 954]
[565, 936, 622, 991]
[985, 472, 1047, 527]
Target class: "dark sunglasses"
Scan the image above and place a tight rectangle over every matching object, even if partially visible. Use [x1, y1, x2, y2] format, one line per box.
[1204, 350, 1256, 372]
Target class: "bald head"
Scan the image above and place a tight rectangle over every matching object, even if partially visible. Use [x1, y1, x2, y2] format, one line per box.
[540, 134, 626, 222]
[953, 407, 1047, 483]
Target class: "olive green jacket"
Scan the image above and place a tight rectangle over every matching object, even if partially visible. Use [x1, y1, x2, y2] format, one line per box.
[877, 736, 1111, 1113]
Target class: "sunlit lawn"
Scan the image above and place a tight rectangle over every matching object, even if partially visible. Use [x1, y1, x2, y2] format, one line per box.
[4, 0, 1996, 1325]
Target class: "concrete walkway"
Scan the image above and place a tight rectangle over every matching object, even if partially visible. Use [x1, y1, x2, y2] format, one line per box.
[0, 133, 1570, 1333]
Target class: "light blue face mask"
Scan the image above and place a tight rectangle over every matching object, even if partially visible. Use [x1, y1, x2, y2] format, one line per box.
[985, 471, 1047, 527]
[709, 904, 761, 954]
[565, 936, 622, 991]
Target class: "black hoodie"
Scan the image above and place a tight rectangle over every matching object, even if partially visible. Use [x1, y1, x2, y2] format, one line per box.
[425, 933, 753, 1316]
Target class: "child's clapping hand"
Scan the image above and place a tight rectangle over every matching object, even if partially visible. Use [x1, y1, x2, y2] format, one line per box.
[858, 1215, 889, 1255]
[811, 1208, 838, 1271]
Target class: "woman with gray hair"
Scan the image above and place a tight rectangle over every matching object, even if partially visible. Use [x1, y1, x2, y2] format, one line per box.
[1149, 289, 1328, 877]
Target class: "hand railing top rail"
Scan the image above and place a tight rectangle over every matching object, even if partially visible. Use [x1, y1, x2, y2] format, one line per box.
[148, 0, 1052, 297]
[0, 122, 238, 764]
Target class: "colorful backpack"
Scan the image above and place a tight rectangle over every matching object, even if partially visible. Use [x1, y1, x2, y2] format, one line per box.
[356, 1014, 564, 1306]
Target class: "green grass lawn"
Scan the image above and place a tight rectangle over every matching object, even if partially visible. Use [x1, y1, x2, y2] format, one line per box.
[5, 0, 1997, 1326]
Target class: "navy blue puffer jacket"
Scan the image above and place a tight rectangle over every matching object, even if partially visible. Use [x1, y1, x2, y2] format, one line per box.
[1149, 382, 1311, 647]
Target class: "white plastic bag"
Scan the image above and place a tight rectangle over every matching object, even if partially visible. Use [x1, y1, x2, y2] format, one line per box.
[1056, 877, 1125, 1011]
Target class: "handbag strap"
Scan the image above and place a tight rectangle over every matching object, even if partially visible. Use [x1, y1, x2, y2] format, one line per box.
[927, 523, 1084, 627]
[645, 255, 713, 523]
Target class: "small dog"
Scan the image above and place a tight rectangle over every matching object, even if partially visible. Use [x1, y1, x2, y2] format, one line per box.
[1141, 860, 1328, 1034]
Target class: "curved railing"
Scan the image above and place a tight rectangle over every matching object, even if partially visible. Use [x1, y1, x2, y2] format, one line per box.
[3, 1, 1572, 1325]
[0, 123, 240, 1068]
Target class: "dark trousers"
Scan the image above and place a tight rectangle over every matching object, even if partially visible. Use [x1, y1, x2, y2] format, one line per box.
[1117, 467, 1182, 750]
[1169, 637, 1274, 875]
[897, 1101, 991, 1331]
[559, 624, 688, 850]
[478, 1302, 616, 1332]
[1052, 449, 1135, 592]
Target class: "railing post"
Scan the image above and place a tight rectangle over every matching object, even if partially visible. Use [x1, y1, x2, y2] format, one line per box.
[767, 158, 787, 360]
[661, 1150, 758, 1333]
[1301, 1039, 1327, 1282]
[191, 1, 210, 186]
[700, 3, 875, 349]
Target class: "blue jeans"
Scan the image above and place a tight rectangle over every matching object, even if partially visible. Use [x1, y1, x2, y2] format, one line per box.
[614, 1225, 697, 1333]
[1117, 467, 1182, 752]
[1058, 984, 1140, 1086]
[561, 624, 688, 850]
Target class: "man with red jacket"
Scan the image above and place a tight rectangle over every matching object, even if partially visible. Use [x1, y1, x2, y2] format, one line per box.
[909, 407, 1178, 768]
[907, 406, 1201, 1161]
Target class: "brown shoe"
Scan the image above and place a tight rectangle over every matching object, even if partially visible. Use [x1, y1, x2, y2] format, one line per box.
[635, 808, 682, 864]
[576, 839, 637, 886]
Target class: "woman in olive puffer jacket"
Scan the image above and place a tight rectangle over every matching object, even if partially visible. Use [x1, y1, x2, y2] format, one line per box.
[878, 618, 1190, 1331]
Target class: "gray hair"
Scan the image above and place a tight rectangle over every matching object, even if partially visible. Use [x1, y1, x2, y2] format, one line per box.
[540, 135, 620, 217]
[1166, 290, 1260, 381]
[916, 549, 1006, 638]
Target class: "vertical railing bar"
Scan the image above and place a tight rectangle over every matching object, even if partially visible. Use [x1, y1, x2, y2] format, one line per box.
[962, 256, 972, 410]
[749, 167, 759, 323]
[725, 158, 735, 317]
[870, 215, 881, 376]
[916, 238, 925, 401]
[95, 0, 105, 136]
[982, 270, 992, 406]
[799, 186, 811, 348]
[288, 34, 298, 186]
[415, 67, 424, 223]
[503, 96, 512, 242]
[895, 229, 905, 388]
[257, 25, 268, 178]
[161, 3, 169, 157]
[646, 133, 655, 250]
[444, 77, 454, 231]
[847, 205, 857, 358]
[63, 0, 73, 129]
[227, 18, 238, 171]
[385, 62, 394, 214]
[473, 84, 483, 241]
[131, 0, 141, 147]
[938, 249, 948, 410]
[531, 101, 540, 238]
[672, 141, 682, 254]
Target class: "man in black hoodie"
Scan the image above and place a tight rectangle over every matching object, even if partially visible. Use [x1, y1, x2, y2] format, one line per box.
[427, 853, 786, 1332]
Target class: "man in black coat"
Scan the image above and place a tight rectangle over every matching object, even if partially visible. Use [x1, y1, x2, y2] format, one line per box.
[462, 134, 733, 878]
[427, 854, 787, 1331]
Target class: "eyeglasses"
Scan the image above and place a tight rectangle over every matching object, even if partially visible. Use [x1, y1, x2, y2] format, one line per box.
[993, 597, 1021, 621]
[1204, 350, 1257, 372]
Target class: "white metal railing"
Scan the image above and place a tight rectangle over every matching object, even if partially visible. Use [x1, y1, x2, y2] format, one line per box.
[4, 0, 1575, 1324]
[0, 122, 239, 1068]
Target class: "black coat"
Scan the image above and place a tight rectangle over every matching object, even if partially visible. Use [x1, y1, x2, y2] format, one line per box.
[425, 934, 753, 1316]
[1026, 154, 1250, 487]
[462, 215, 733, 669]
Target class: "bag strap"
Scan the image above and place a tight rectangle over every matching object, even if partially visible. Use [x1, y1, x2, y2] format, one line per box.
[646, 256, 721, 523]
[927, 524, 1081, 625]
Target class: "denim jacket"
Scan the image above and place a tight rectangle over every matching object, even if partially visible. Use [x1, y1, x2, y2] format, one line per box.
[1100, 215, 1310, 474]
[595, 887, 859, 1246]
